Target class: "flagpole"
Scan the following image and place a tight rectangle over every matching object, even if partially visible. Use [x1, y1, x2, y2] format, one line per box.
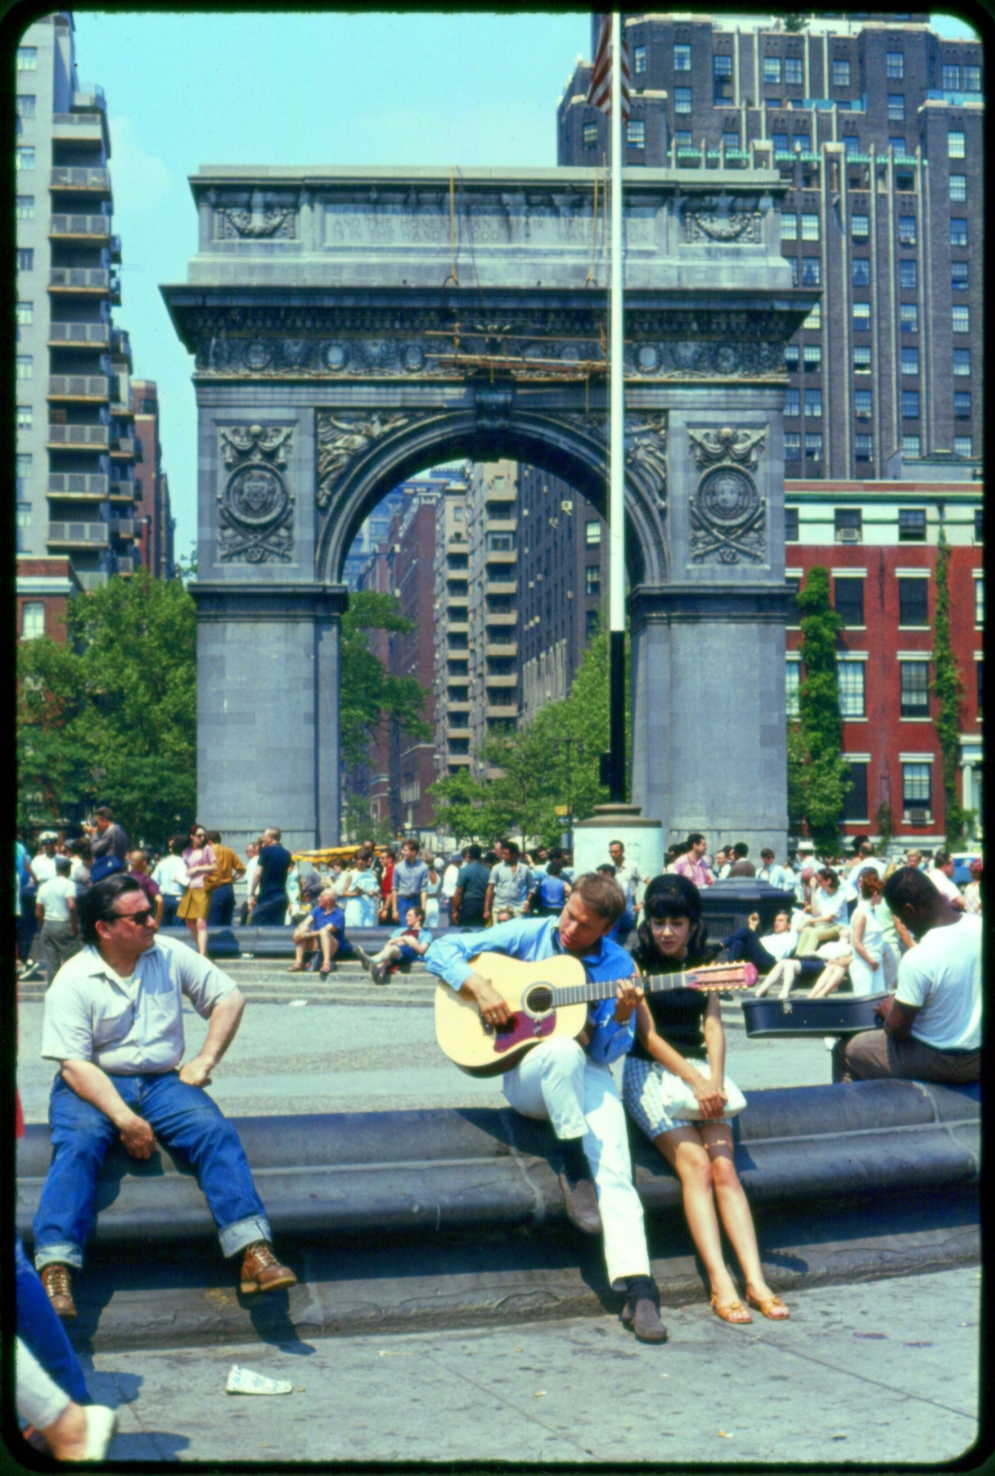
[608, 10, 626, 803]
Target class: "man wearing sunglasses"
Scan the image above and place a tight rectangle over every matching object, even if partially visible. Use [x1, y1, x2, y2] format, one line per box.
[32, 875, 296, 1321]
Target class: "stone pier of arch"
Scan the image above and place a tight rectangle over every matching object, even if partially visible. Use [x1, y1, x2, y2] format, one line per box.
[162, 165, 812, 856]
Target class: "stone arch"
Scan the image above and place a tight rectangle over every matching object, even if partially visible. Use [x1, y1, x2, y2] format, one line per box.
[314, 401, 669, 589]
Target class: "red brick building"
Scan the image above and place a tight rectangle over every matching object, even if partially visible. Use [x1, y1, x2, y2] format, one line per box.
[16, 554, 81, 644]
[785, 463, 983, 849]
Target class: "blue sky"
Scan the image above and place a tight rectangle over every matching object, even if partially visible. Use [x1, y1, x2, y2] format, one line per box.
[72, 11, 977, 562]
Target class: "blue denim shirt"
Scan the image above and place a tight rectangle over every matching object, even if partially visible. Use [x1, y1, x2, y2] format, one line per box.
[425, 916, 636, 1064]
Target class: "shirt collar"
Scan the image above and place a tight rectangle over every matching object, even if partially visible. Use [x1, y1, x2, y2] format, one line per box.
[82, 940, 155, 980]
[550, 919, 607, 965]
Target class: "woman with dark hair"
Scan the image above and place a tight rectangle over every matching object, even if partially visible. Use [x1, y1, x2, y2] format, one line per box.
[622, 874, 789, 1325]
[177, 825, 215, 958]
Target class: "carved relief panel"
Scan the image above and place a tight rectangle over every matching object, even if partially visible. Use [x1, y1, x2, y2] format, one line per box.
[687, 426, 767, 565]
[217, 424, 295, 563]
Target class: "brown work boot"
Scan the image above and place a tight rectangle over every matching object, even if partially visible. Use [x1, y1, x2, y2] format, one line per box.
[239, 1241, 297, 1295]
[41, 1263, 77, 1321]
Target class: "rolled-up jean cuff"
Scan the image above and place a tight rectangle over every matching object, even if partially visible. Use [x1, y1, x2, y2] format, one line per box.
[218, 1215, 272, 1259]
[34, 1243, 83, 1272]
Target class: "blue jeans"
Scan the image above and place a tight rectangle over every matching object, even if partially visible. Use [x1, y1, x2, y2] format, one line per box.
[33, 1072, 271, 1271]
[161, 894, 182, 928]
[207, 882, 235, 926]
[16, 1235, 89, 1405]
[252, 893, 288, 926]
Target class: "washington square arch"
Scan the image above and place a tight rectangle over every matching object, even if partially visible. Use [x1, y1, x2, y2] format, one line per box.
[162, 165, 812, 856]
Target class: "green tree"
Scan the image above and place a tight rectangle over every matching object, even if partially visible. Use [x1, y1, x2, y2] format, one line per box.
[787, 566, 851, 852]
[931, 530, 972, 844]
[18, 572, 197, 846]
[339, 590, 432, 770]
[784, 14, 808, 33]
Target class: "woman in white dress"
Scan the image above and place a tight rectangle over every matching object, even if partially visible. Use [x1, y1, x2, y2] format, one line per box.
[845, 870, 894, 996]
[423, 856, 442, 929]
[341, 853, 380, 929]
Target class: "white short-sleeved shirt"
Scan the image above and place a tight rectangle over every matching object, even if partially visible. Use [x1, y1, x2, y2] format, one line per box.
[926, 868, 962, 905]
[32, 854, 57, 883]
[41, 935, 236, 1074]
[151, 854, 189, 899]
[37, 875, 77, 922]
[812, 885, 849, 926]
[894, 914, 981, 1051]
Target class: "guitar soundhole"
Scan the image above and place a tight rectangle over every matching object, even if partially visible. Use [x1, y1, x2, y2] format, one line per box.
[525, 985, 553, 1015]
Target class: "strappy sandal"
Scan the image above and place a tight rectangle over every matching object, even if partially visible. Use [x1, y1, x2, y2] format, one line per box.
[746, 1287, 789, 1320]
[710, 1294, 752, 1325]
[286, 965, 306, 973]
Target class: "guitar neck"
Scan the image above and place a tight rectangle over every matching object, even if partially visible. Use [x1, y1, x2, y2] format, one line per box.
[553, 966, 733, 1007]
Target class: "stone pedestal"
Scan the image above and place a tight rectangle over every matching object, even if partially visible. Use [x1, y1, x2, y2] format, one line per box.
[572, 803, 663, 883]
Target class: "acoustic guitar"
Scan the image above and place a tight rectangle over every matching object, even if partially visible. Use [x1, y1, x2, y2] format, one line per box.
[434, 952, 756, 1076]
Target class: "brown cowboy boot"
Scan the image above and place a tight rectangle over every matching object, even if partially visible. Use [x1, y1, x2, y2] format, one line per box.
[239, 1242, 297, 1295]
[40, 1263, 77, 1321]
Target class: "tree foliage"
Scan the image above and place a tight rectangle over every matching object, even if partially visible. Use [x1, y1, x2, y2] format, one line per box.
[17, 572, 197, 847]
[931, 530, 972, 844]
[786, 566, 852, 852]
[339, 590, 432, 770]
[430, 624, 627, 847]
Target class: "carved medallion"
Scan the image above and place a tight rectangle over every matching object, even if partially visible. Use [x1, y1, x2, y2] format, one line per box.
[217, 424, 295, 564]
[688, 425, 766, 565]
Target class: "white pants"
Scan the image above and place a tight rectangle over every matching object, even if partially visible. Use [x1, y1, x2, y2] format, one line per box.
[502, 1036, 651, 1290]
[16, 1338, 70, 1430]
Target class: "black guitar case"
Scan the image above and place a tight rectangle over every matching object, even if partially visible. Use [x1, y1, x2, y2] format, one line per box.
[741, 991, 890, 1038]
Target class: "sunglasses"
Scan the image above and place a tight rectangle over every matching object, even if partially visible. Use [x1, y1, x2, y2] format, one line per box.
[111, 908, 155, 926]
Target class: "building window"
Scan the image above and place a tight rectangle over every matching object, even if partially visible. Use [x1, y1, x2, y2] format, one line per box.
[16, 94, 35, 118]
[582, 121, 599, 148]
[790, 258, 799, 288]
[975, 576, 984, 625]
[835, 508, 862, 541]
[781, 211, 797, 241]
[674, 129, 692, 149]
[16, 300, 33, 326]
[16, 147, 35, 171]
[784, 432, 801, 461]
[954, 391, 972, 418]
[805, 388, 822, 418]
[833, 58, 851, 87]
[17, 404, 32, 429]
[21, 602, 45, 641]
[17, 499, 32, 527]
[793, 131, 811, 153]
[837, 660, 866, 718]
[852, 257, 870, 286]
[855, 388, 872, 417]
[835, 578, 865, 626]
[800, 212, 819, 242]
[843, 133, 860, 155]
[948, 129, 965, 159]
[627, 119, 645, 149]
[721, 130, 740, 151]
[634, 44, 647, 75]
[898, 509, 926, 541]
[901, 390, 920, 419]
[965, 64, 981, 92]
[888, 94, 905, 121]
[785, 56, 803, 85]
[16, 248, 33, 272]
[899, 662, 930, 718]
[902, 762, 931, 810]
[486, 532, 513, 551]
[853, 344, 871, 372]
[786, 660, 801, 716]
[801, 256, 820, 286]
[974, 509, 983, 542]
[851, 213, 869, 241]
[585, 519, 601, 546]
[585, 608, 600, 639]
[803, 301, 821, 330]
[16, 46, 37, 69]
[16, 194, 34, 219]
[890, 137, 906, 155]
[855, 433, 873, 462]
[806, 433, 824, 463]
[16, 355, 32, 380]
[785, 506, 800, 539]
[950, 217, 968, 248]
[585, 566, 601, 597]
[784, 344, 800, 371]
[674, 87, 692, 114]
[898, 259, 917, 290]
[897, 215, 916, 245]
[900, 303, 918, 332]
[764, 56, 782, 85]
[772, 131, 790, 154]
[952, 306, 970, 333]
[943, 63, 961, 90]
[842, 762, 869, 821]
[953, 347, 971, 376]
[898, 578, 929, 627]
[785, 387, 800, 417]
[955, 435, 974, 459]
[886, 51, 904, 79]
[804, 344, 822, 372]
[714, 53, 732, 77]
[786, 578, 801, 625]
[902, 434, 921, 458]
[900, 346, 919, 376]
[951, 260, 968, 290]
[949, 173, 967, 201]
[674, 44, 691, 71]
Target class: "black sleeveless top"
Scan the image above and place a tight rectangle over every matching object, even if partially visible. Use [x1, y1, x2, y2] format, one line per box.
[630, 947, 714, 1060]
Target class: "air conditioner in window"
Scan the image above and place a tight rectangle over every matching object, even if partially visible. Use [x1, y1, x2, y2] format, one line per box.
[838, 527, 861, 542]
[905, 808, 930, 826]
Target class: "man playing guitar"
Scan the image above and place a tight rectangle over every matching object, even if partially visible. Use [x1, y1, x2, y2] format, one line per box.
[425, 872, 667, 1344]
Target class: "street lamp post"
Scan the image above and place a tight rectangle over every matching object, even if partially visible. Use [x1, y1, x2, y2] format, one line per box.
[551, 738, 583, 853]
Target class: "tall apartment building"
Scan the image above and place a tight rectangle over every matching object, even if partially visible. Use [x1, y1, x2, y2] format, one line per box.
[132, 379, 176, 579]
[465, 461, 521, 777]
[557, 14, 983, 481]
[15, 12, 154, 635]
[433, 473, 472, 777]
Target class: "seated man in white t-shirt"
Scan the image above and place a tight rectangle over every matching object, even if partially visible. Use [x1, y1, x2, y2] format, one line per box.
[925, 849, 967, 912]
[832, 868, 980, 1086]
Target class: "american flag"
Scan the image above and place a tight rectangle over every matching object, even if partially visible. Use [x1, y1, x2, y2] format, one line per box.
[586, 14, 631, 123]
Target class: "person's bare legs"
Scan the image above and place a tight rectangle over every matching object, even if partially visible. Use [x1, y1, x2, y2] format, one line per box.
[777, 958, 802, 999]
[319, 928, 339, 972]
[809, 957, 851, 998]
[697, 1121, 785, 1315]
[654, 1126, 749, 1318]
[753, 958, 786, 997]
[195, 916, 208, 958]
